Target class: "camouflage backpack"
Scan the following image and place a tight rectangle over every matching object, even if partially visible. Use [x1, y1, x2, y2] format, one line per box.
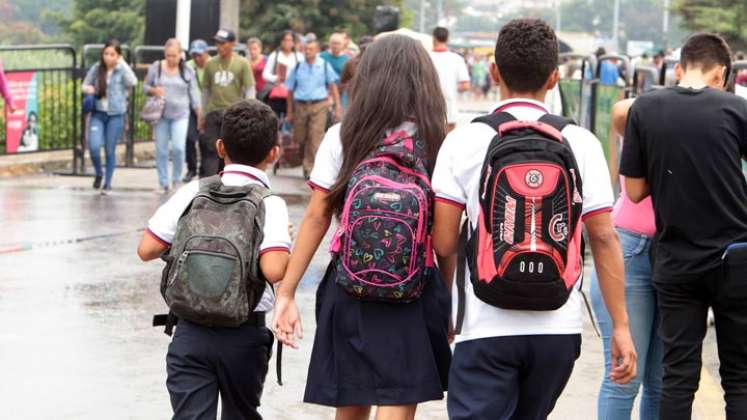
[160, 175, 271, 328]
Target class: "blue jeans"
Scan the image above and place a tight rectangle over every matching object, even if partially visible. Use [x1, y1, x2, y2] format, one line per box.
[89, 112, 125, 188]
[155, 117, 189, 188]
[590, 227, 663, 420]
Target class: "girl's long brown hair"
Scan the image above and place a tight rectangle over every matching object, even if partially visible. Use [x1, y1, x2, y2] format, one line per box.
[327, 35, 447, 216]
[96, 39, 122, 99]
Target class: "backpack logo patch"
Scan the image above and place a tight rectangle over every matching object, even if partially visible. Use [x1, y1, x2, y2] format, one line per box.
[525, 169, 544, 189]
[500, 195, 517, 245]
[549, 213, 568, 242]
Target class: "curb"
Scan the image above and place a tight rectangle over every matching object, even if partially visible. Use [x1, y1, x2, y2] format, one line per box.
[0, 142, 157, 177]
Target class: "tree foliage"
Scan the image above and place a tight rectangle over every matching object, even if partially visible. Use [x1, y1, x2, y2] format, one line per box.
[50, 0, 145, 46]
[240, 0, 406, 47]
[673, 0, 747, 51]
[0, 0, 51, 44]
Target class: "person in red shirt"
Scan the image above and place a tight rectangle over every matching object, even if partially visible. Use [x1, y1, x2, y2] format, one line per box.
[247, 38, 267, 96]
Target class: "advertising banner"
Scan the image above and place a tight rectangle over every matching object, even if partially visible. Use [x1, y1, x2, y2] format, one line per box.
[5, 71, 39, 153]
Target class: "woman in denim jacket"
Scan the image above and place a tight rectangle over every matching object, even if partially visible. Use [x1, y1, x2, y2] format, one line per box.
[83, 39, 137, 194]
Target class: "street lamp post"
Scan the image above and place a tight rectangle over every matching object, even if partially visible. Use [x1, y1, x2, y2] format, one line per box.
[176, 0, 191, 50]
[612, 0, 620, 51]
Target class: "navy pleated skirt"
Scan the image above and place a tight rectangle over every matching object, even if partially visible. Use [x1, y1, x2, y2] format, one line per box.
[303, 262, 452, 407]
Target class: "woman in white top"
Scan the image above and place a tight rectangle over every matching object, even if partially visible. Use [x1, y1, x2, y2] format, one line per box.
[261, 30, 303, 116]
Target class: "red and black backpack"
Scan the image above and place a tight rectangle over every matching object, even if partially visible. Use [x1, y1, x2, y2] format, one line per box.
[456, 108, 584, 328]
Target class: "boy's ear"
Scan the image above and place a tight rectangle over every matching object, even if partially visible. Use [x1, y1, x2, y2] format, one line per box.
[216, 139, 226, 159]
[489, 62, 502, 87]
[674, 63, 683, 82]
[545, 68, 560, 91]
[266, 145, 281, 164]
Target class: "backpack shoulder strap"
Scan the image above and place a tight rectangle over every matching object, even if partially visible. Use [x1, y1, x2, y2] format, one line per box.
[472, 111, 517, 132]
[454, 219, 470, 335]
[198, 174, 222, 193]
[537, 113, 576, 133]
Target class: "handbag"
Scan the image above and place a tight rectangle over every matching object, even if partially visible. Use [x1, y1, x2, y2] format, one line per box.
[82, 94, 96, 115]
[140, 61, 166, 123]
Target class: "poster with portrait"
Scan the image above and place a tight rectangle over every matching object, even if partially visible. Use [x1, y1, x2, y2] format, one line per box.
[5, 71, 39, 153]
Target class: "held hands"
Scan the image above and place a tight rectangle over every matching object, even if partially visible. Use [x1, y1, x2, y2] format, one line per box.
[273, 293, 303, 349]
[197, 115, 206, 133]
[609, 326, 638, 384]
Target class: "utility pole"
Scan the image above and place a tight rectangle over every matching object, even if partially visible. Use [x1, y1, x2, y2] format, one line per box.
[436, 0, 444, 26]
[219, 0, 240, 34]
[419, 0, 426, 33]
[662, 0, 670, 49]
[612, 0, 620, 51]
[176, 0, 191, 50]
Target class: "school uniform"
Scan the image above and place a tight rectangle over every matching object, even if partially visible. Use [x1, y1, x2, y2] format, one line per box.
[147, 164, 292, 420]
[304, 122, 452, 407]
[432, 99, 614, 420]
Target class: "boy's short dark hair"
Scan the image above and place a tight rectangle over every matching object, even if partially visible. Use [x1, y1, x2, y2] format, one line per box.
[220, 99, 278, 166]
[433, 27, 449, 43]
[680, 33, 732, 73]
[494, 19, 558, 93]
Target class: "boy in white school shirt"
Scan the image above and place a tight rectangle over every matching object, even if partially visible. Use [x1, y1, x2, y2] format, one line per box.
[431, 19, 637, 420]
[137, 100, 291, 420]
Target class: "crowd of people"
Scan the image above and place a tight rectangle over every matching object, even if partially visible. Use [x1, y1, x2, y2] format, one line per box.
[81, 25, 492, 193]
[129, 17, 747, 420]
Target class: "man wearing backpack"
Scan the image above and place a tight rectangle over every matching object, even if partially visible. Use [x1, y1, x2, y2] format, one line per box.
[286, 39, 341, 179]
[431, 19, 636, 419]
[137, 100, 291, 419]
[621, 33, 747, 420]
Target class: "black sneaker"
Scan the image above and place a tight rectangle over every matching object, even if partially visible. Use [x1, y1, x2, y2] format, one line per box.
[182, 171, 195, 183]
[93, 176, 102, 189]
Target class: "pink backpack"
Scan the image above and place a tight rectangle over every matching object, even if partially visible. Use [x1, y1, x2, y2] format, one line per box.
[330, 131, 434, 302]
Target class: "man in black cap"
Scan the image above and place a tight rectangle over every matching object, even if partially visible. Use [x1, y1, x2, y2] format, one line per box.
[198, 29, 255, 176]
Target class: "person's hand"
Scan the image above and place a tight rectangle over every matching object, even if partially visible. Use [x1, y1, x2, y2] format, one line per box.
[197, 115, 206, 133]
[609, 326, 637, 384]
[7, 104, 16, 114]
[285, 112, 293, 124]
[273, 293, 303, 349]
[152, 87, 166, 97]
[447, 319, 455, 344]
[83, 85, 96, 95]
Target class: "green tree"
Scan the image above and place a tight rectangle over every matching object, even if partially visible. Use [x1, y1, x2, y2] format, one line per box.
[50, 0, 145, 46]
[673, 0, 747, 51]
[0, 0, 52, 44]
[240, 0, 406, 46]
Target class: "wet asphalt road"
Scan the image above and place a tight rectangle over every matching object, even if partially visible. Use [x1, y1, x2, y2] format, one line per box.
[0, 184, 334, 419]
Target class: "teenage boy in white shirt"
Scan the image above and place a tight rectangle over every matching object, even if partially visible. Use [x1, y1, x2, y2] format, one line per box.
[431, 19, 637, 420]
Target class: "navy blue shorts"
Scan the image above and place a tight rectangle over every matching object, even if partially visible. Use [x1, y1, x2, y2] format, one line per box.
[166, 319, 273, 420]
[448, 334, 581, 420]
[304, 263, 452, 406]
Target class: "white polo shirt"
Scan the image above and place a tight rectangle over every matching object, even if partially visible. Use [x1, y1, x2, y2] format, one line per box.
[432, 98, 614, 343]
[429, 49, 470, 124]
[307, 121, 419, 192]
[146, 164, 292, 312]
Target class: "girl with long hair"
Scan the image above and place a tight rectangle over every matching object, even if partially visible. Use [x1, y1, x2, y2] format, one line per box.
[82, 39, 137, 194]
[273, 35, 452, 420]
